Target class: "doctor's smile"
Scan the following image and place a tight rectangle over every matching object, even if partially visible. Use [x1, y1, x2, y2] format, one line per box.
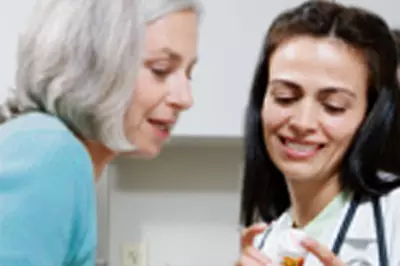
[277, 135, 325, 160]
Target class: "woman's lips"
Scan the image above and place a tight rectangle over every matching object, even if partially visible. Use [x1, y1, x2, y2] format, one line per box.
[147, 118, 175, 140]
[279, 136, 324, 160]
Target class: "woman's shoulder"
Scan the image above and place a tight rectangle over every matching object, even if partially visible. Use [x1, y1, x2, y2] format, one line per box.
[0, 111, 71, 135]
[0, 113, 96, 266]
[0, 112, 93, 178]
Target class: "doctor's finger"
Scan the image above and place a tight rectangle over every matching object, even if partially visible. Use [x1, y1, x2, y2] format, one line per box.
[240, 223, 268, 250]
[243, 247, 272, 264]
[301, 238, 346, 266]
[236, 251, 273, 266]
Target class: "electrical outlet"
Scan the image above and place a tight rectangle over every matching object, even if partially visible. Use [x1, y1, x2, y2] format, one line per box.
[121, 242, 147, 266]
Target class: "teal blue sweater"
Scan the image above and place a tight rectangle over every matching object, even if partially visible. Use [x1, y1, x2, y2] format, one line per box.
[0, 112, 97, 265]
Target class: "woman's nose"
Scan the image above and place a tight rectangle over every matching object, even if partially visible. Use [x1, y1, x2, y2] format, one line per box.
[288, 101, 318, 135]
[166, 76, 193, 111]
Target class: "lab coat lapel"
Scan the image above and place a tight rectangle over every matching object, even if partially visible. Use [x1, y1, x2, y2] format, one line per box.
[339, 199, 378, 265]
[304, 198, 378, 266]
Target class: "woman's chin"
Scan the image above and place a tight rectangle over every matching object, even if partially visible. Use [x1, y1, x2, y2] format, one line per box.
[280, 167, 319, 183]
[121, 144, 162, 159]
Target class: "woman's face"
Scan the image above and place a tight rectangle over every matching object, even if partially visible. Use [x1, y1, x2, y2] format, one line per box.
[124, 9, 198, 158]
[262, 36, 368, 185]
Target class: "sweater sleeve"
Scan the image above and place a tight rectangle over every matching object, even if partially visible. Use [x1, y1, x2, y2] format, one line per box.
[0, 129, 96, 266]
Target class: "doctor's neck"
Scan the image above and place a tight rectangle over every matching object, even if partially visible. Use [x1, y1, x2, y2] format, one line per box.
[287, 173, 342, 228]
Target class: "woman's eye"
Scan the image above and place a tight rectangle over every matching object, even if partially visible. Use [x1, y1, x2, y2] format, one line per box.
[274, 96, 296, 105]
[151, 68, 169, 78]
[324, 104, 346, 114]
[269, 86, 298, 105]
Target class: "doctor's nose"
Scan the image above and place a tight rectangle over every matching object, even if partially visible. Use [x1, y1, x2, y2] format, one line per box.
[288, 101, 318, 136]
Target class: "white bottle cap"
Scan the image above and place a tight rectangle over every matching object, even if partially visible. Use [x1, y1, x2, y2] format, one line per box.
[277, 228, 308, 259]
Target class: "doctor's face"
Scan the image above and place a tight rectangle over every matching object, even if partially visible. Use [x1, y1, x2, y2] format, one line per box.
[262, 36, 368, 185]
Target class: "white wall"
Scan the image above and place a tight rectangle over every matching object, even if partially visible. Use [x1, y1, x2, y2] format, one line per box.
[96, 170, 111, 266]
[0, 0, 35, 103]
[172, 0, 305, 138]
[107, 143, 243, 266]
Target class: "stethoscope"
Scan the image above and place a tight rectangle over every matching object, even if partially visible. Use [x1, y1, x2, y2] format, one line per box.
[257, 194, 389, 266]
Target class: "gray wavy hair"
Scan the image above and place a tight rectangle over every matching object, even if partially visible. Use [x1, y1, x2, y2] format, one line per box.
[0, 0, 202, 152]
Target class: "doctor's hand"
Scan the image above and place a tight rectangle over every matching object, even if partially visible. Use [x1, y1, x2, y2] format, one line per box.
[301, 238, 346, 266]
[235, 223, 274, 266]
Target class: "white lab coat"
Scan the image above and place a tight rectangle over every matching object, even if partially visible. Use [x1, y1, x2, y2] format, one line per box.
[254, 187, 400, 265]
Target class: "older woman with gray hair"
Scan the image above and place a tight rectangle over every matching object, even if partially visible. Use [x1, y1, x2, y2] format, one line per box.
[0, 0, 201, 265]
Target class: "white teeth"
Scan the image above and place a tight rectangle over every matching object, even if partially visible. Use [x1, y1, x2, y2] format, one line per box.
[286, 141, 318, 152]
[154, 124, 169, 131]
